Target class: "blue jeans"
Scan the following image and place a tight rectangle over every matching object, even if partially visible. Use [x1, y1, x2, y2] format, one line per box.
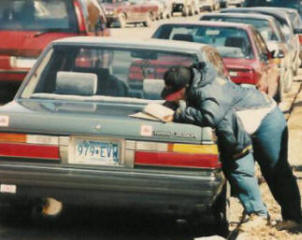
[222, 152, 268, 216]
[253, 106, 302, 222]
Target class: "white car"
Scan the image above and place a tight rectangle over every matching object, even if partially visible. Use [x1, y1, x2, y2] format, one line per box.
[227, 0, 243, 7]
[198, 0, 219, 11]
[200, 12, 294, 101]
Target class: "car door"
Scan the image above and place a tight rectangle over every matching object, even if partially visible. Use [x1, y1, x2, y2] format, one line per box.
[253, 29, 279, 98]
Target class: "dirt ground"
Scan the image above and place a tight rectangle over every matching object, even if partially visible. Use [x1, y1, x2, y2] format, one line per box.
[228, 169, 302, 240]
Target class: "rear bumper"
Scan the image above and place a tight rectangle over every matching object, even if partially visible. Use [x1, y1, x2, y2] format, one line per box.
[0, 162, 225, 216]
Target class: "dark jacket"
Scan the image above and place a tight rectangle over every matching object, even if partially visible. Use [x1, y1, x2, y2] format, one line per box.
[174, 65, 273, 158]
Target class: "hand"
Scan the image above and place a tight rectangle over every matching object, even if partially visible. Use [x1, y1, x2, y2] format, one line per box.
[163, 114, 174, 122]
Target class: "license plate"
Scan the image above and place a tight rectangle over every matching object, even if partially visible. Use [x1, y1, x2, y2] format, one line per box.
[71, 138, 120, 166]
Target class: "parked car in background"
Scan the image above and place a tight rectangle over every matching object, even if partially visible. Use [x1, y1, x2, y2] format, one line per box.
[144, 0, 163, 20]
[0, 0, 109, 101]
[155, 0, 173, 19]
[200, 12, 291, 100]
[0, 36, 228, 234]
[198, 0, 220, 11]
[128, 40, 229, 89]
[218, 0, 228, 8]
[171, 0, 198, 16]
[242, 1, 302, 45]
[152, 21, 281, 101]
[227, 0, 243, 7]
[221, 7, 301, 90]
[243, 0, 302, 19]
[279, 8, 302, 58]
[101, 0, 158, 27]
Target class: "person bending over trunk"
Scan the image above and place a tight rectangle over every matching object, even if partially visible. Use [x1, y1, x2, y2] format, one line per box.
[161, 64, 302, 231]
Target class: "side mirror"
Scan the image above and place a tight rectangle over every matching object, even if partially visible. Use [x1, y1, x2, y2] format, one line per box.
[294, 28, 302, 34]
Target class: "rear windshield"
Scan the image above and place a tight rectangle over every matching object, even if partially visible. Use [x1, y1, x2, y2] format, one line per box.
[0, 0, 78, 31]
[21, 45, 198, 102]
[202, 16, 280, 42]
[153, 25, 254, 59]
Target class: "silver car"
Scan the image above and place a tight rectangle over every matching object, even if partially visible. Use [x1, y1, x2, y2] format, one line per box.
[0, 37, 228, 230]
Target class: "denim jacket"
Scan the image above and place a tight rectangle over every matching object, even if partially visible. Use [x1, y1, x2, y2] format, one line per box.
[174, 65, 273, 158]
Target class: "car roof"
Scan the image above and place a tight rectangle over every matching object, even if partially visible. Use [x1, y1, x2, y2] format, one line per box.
[221, 7, 290, 19]
[159, 20, 253, 30]
[51, 37, 209, 53]
[201, 12, 276, 22]
[273, 7, 299, 14]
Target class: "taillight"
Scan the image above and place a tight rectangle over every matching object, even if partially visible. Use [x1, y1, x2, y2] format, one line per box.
[73, 0, 87, 34]
[134, 142, 220, 169]
[299, 35, 302, 45]
[229, 68, 256, 85]
[0, 133, 60, 160]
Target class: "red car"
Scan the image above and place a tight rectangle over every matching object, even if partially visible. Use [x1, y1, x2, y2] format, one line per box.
[0, 0, 110, 100]
[101, 0, 159, 28]
[127, 44, 229, 98]
[152, 21, 281, 101]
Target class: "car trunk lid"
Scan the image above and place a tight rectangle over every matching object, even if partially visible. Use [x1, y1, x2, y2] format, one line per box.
[0, 31, 78, 57]
[0, 100, 219, 169]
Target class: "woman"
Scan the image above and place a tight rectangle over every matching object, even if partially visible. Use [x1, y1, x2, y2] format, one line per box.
[161, 64, 302, 231]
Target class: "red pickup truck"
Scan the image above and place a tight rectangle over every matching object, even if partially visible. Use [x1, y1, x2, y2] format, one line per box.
[101, 0, 159, 28]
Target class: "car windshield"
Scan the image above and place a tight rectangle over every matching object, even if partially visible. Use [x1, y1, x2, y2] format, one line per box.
[203, 16, 280, 42]
[153, 25, 253, 59]
[21, 45, 197, 102]
[244, 0, 299, 9]
[0, 0, 77, 31]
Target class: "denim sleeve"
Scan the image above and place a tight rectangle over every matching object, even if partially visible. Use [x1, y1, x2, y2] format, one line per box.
[174, 99, 223, 128]
[174, 92, 229, 128]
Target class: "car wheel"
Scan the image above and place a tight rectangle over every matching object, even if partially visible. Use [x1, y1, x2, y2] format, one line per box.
[118, 14, 126, 28]
[143, 13, 153, 27]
